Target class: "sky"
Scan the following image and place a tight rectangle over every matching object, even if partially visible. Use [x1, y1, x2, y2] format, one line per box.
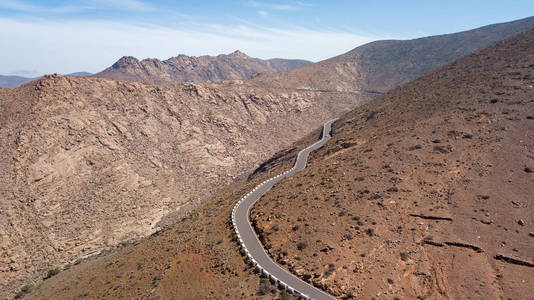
[1, 0, 534, 77]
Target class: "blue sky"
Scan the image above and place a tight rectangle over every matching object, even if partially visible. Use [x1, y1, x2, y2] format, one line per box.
[1, 0, 533, 77]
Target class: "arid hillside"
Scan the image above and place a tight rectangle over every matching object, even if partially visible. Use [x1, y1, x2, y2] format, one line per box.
[25, 26, 534, 300]
[0, 75, 358, 297]
[251, 29, 534, 299]
[94, 50, 311, 83]
[253, 15, 534, 93]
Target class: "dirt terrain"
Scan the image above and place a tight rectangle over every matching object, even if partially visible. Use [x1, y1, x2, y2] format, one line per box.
[251, 30, 534, 299]
[95, 50, 311, 84]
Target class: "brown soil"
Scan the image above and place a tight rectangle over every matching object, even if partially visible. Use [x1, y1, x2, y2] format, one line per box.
[251, 30, 534, 299]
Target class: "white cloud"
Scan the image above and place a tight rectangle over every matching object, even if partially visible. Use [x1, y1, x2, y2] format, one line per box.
[0, 0, 89, 13]
[271, 4, 297, 11]
[0, 18, 382, 76]
[0, 0, 36, 11]
[258, 10, 268, 16]
[0, 0, 151, 13]
[88, 0, 152, 11]
[249, 1, 300, 11]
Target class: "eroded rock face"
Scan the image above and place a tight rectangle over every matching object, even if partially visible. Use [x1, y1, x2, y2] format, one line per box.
[95, 51, 311, 83]
[0, 73, 360, 295]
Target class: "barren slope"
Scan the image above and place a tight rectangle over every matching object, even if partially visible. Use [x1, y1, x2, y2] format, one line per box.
[251, 30, 534, 299]
[95, 51, 311, 83]
[0, 75, 358, 298]
[252, 15, 534, 93]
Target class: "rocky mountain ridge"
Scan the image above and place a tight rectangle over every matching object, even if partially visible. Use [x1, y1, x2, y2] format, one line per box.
[94, 50, 311, 83]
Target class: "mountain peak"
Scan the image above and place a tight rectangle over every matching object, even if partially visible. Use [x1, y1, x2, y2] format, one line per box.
[111, 56, 140, 69]
[95, 51, 310, 83]
[228, 50, 249, 58]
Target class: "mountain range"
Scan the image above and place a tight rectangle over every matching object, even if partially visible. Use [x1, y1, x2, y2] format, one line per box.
[94, 51, 312, 83]
[2, 15, 534, 299]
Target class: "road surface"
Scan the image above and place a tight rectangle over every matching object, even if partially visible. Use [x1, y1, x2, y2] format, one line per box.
[231, 119, 338, 300]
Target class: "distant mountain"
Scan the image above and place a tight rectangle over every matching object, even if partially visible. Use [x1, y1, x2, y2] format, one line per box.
[0, 72, 92, 88]
[67, 72, 92, 77]
[94, 50, 311, 83]
[0, 75, 35, 88]
[253, 15, 534, 94]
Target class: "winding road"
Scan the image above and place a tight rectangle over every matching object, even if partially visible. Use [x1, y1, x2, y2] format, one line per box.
[231, 119, 338, 300]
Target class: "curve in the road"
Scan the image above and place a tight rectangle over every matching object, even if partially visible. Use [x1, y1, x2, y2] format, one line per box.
[231, 119, 338, 300]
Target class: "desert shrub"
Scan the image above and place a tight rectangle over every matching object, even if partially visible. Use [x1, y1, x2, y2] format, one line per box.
[45, 268, 60, 279]
[14, 284, 33, 298]
[280, 290, 293, 300]
[296, 240, 308, 250]
[324, 263, 336, 276]
[257, 278, 272, 295]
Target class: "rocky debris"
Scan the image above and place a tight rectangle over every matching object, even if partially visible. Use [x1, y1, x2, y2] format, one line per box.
[409, 214, 453, 221]
[444, 242, 484, 253]
[494, 255, 534, 268]
[423, 240, 445, 247]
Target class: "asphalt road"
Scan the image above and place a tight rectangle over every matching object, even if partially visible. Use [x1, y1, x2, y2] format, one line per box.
[231, 119, 338, 300]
